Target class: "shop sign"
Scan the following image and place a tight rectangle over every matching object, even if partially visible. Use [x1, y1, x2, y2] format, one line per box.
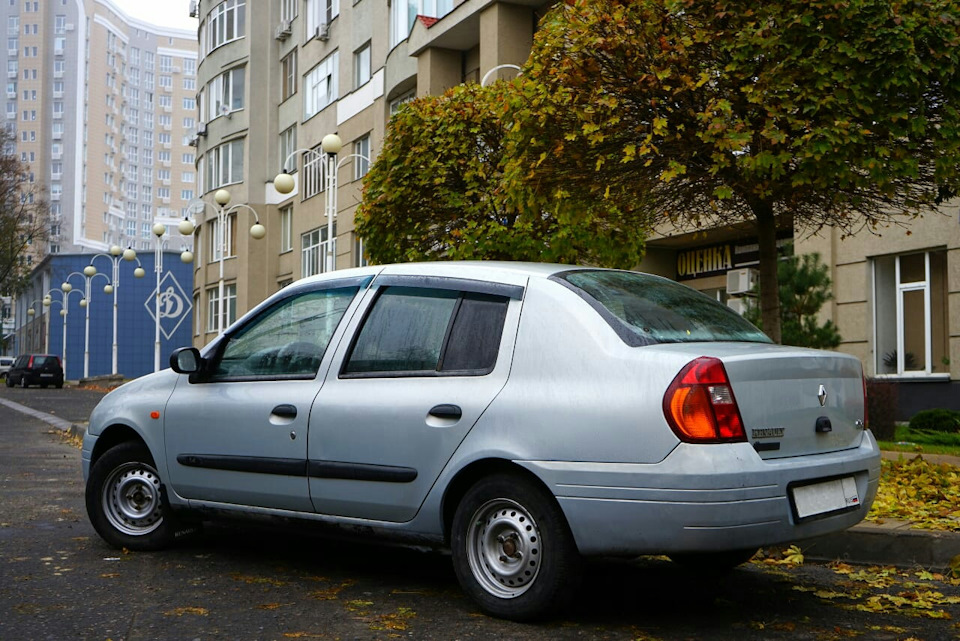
[677, 244, 733, 280]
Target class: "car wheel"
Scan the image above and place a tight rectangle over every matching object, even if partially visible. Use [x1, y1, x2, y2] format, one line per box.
[669, 548, 759, 574]
[451, 474, 582, 621]
[4, 377, 11, 388]
[85, 441, 178, 551]
[55, 382, 63, 389]
[18, 376, 27, 388]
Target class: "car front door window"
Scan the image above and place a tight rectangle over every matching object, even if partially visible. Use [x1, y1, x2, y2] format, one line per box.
[213, 286, 358, 380]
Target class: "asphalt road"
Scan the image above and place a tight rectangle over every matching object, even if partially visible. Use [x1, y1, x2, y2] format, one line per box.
[2, 386, 960, 640]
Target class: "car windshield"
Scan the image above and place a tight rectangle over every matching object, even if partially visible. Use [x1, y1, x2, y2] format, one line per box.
[556, 270, 772, 346]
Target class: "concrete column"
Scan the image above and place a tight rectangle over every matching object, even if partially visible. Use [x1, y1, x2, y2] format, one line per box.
[479, 3, 533, 82]
[417, 47, 462, 97]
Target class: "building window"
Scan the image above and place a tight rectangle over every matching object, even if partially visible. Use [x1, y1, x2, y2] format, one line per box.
[206, 0, 246, 53]
[209, 212, 238, 261]
[873, 250, 948, 376]
[279, 126, 296, 173]
[281, 51, 297, 102]
[302, 145, 324, 200]
[206, 284, 237, 333]
[354, 42, 370, 88]
[354, 233, 366, 267]
[304, 51, 338, 119]
[353, 135, 370, 180]
[280, 205, 292, 253]
[390, 0, 452, 47]
[306, 0, 339, 36]
[280, 0, 297, 23]
[301, 225, 335, 277]
[207, 66, 245, 120]
[203, 139, 244, 190]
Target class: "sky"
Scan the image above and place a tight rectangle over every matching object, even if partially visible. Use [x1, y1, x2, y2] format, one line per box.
[111, 0, 198, 32]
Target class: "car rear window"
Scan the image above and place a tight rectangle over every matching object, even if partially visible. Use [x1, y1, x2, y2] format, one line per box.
[554, 270, 772, 346]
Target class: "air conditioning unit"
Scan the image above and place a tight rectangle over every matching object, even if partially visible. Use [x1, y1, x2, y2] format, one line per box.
[726, 267, 758, 295]
[188, 135, 199, 147]
[275, 20, 292, 40]
[197, 122, 207, 136]
[726, 297, 748, 316]
[316, 22, 330, 41]
[188, 1, 198, 18]
[65, 23, 74, 32]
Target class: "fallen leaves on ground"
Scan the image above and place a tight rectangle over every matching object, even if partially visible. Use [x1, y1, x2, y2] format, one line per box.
[867, 456, 960, 531]
[164, 606, 209, 617]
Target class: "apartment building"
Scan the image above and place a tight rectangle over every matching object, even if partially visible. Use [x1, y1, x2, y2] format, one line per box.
[1, 0, 198, 257]
[189, 0, 546, 341]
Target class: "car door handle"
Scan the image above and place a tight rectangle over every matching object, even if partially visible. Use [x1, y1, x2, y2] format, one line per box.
[429, 404, 462, 420]
[272, 404, 298, 418]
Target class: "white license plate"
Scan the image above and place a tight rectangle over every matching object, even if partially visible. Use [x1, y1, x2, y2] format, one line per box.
[792, 477, 860, 519]
[40, 373, 53, 377]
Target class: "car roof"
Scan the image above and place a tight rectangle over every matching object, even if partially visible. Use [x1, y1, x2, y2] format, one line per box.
[293, 261, 586, 290]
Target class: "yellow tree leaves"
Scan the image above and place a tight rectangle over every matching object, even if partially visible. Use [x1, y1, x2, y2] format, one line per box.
[867, 457, 960, 531]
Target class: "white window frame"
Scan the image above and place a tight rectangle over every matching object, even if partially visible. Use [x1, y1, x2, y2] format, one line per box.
[206, 0, 246, 53]
[304, 51, 338, 119]
[871, 250, 948, 378]
[280, 205, 292, 253]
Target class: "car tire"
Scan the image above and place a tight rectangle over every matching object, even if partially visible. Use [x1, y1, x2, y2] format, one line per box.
[18, 376, 27, 388]
[4, 377, 11, 388]
[669, 548, 759, 574]
[85, 441, 179, 551]
[450, 473, 582, 621]
[55, 382, 63, 389]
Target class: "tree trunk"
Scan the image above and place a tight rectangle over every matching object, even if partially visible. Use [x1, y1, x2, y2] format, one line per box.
[754, 203, 782, 344]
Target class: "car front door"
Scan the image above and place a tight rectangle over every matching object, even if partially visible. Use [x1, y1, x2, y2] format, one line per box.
[163, 278, 366, 511]
[308, 275, 524, 522]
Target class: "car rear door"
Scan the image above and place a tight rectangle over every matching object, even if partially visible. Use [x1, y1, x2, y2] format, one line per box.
[307, 274, 524, 522]
[163, 278, 367, 511]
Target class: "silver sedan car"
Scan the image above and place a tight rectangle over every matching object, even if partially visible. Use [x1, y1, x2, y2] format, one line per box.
[82, 262, 880, 620]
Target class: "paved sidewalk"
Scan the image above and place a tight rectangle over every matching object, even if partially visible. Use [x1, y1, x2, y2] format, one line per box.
[4, 393, 959, 571]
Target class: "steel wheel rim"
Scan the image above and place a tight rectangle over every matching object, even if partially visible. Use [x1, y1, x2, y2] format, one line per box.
[465, 498, 542, 599]
[101, 461, 163, 536]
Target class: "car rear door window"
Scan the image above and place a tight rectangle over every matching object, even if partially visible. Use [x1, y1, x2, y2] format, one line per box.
[212, 285, 359, 381]
[343, 287, 509, 377]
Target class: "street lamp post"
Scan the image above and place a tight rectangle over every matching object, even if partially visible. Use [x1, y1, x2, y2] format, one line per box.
[273, 134, 370, 274]
[88, 246, 145, 375]
[151, 222, 195, 372]
[42, 284, 84, 379]
[195, 191, 265, 336]
[64, 268, 112, 379]
[480, 63, 522, 87]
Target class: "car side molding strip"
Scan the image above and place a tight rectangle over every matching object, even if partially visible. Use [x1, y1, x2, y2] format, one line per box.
[176, 454, 418, 483]
[308, 460, 418, 483]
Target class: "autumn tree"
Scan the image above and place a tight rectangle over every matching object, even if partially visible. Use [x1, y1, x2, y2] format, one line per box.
[0, 129, 49, 293]
[356, 82, 649, 267]
[744, 251, 842, 349]
[508, 0, 960, 343]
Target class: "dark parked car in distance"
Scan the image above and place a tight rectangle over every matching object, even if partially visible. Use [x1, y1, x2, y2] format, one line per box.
[0, 356, 13, 379]
[6, 354, 64, 388]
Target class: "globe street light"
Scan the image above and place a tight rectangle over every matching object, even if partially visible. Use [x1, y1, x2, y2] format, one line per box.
[273, 133, 370, 274]
[192, 191, 265, 336]
[43, 285, 84, 380]
[63, 267, 111, 379]
[151, 222, 194, 372]
[88, 245, 144, 375]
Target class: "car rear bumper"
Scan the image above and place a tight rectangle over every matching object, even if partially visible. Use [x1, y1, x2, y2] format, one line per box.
[518, 433, 881, 556]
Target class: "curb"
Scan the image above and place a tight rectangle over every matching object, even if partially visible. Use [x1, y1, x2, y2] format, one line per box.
[802, 520, 960, 571]
[3, 395, 959, 570]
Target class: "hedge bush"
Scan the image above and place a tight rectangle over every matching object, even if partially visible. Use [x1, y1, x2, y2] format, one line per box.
[866, 379, 898, 441]
[909, 408, 960, 434]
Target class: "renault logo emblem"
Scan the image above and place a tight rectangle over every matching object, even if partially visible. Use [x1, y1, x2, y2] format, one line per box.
[818, 384, 827, 407]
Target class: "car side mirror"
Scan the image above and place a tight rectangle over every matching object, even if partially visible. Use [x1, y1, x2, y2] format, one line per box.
[170, 347, 202, 374]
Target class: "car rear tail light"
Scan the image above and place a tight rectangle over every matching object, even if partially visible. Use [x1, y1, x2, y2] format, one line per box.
[27, 355, 34, 368]
[662, 356, 746, 443]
